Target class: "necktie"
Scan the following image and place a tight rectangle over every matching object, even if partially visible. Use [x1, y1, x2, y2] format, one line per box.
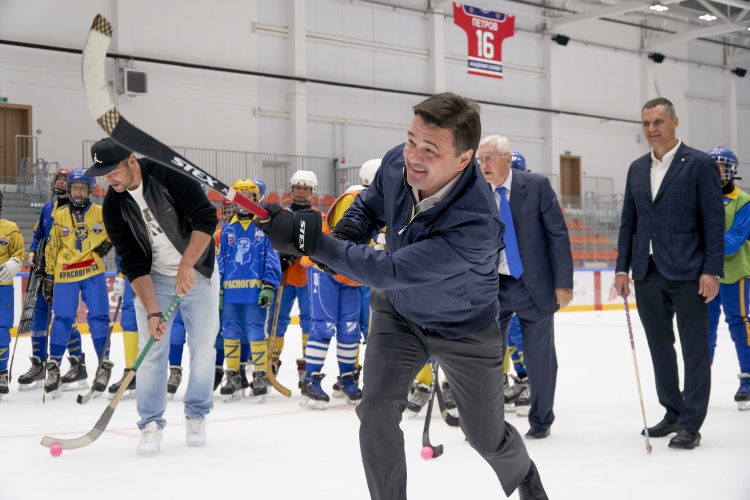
[497, 187, 524, 279]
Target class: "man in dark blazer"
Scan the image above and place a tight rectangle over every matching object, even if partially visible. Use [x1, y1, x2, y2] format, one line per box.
[478, 135, 574, 439]
[614, 97, 724, 450]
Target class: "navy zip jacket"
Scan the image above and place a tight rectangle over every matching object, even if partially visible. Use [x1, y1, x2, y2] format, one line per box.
[313, 143, 504, 339]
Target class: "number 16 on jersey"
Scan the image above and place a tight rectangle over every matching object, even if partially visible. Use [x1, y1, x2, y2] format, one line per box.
[453, 3, 515, 79]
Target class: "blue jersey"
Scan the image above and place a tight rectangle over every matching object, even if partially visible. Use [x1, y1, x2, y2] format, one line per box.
[29, 198, 68, 255]
[218, 216, 281, 304]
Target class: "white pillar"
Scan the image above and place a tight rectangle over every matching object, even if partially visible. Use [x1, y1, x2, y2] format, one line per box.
[288, 0, 308, 157]
[429, 7, 445, 94]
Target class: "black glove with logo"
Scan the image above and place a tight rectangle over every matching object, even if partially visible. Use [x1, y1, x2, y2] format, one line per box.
[95, 240, 113, 257]
[255, 204, 322, 256]
[42, 275, 54, 303]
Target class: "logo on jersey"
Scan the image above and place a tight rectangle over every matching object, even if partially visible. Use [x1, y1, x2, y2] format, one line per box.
[92, 222, 103, 234]
[234, 238, 251, 265]
[75, 224, 89, 252]
[0, 237, 8, 247]
[254, 229, 264, 242]
[62, 227, 70, 238]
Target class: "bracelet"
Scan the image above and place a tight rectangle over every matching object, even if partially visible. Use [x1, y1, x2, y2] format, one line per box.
[147, 312, 163, 321]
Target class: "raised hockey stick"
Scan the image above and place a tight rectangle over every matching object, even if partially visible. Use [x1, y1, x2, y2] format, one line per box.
[82, 14, 266, 220]
[623, 294, 653, 454]
[77, 296, 123, 405]
[7, 267, 44, 382]
[267, 271, 292, 397]
[434, 365, 460, 428]
[420, 361, 444, 460]
[40, 295, 181, 451]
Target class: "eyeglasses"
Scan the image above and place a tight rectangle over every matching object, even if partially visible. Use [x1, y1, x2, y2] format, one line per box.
[476, 152, 510, 165]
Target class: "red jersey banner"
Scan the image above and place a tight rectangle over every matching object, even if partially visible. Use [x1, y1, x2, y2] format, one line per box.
[453, 3, 515, 79]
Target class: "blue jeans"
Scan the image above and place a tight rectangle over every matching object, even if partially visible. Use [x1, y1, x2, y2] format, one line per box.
[135, 269, 219, 429]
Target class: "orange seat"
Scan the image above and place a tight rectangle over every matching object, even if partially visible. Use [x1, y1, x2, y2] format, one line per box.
[566, 220, 576, 230]
[585, 234, 597, 245]
[571, 249, 583, 260]
[597, 249, 609, 261]
[597, 234, 608, 244]
[584, 250, 597, 261]
[265, 192, 280, 204]
[609, 249, 618, 260]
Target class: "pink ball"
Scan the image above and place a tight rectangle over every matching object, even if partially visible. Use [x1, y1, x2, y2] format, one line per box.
[420, 446, 434, 460]
[50, 444, 63, 458]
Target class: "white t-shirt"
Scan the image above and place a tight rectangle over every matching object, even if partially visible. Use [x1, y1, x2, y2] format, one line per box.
[128, 181, 182, 276]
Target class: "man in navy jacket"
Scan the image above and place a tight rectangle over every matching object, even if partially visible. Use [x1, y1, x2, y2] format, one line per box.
[258, 93, 548, 499]
[614, 97, 724, 450]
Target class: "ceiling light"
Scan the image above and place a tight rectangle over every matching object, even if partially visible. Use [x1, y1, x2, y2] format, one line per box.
[648, 52, 666, 63]
[649, 4, 669, 12]
[699, 14, 717, 21]
[551, 34, 570, 46]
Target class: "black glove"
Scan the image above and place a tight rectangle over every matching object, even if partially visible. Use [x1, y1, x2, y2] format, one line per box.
[42, 275, 54, 303]
[95, 240, 113, 257]
[280, 254, 297, 273]
[255, 204, 322, 256]
[331, 218, 365, 244]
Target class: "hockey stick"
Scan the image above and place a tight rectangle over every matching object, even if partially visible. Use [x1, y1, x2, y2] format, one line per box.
[7, 268, 44, 382]
[77, 296, 122, 405]
[433, 365, 460, 428]
[41, 295, 53, 404]
[420, 361, 444, 460]
[623, 294, 653, 454]
[267, 271, 291, 397]
[82, 14, 266, 220]
[40, 295, 181, 451]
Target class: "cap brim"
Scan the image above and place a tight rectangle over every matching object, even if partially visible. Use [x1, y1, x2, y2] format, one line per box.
[85, 162, 119, 177]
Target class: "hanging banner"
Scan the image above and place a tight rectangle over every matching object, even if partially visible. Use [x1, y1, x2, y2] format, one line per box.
[453, 3, 515, 79]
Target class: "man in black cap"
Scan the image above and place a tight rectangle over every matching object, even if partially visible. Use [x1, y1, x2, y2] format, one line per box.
[86, 138, 219, 456]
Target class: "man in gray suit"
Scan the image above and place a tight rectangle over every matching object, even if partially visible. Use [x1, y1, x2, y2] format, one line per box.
[478, 135, 574, 439]
[614, 97, 724, 450]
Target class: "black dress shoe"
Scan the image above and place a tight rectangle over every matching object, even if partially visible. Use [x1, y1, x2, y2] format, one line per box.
[641, 418, 679, 437]
[518, 461, 549, 500]
[525, 427, 550, 439]
[668, 430, 701, 450]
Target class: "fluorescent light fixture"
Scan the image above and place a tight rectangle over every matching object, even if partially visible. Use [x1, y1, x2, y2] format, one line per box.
[649, 4, 669, 12]
[699, 14, 717, 21]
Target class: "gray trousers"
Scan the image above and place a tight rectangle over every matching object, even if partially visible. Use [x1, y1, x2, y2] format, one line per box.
[356, 290, 530, 499]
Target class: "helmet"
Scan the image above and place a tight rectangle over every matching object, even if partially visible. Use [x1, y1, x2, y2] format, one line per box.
[511, 151, 527, 172]
[707, 146, 738, 185]
[231, 178, 260, 215]
[251, 177, 267, 201]
[359, 159, 381, 187]
[290, 170, 318, 205]
[51, 168, 71, 195]
[220, 198, 235, 220]
[67, 168, 96, 209]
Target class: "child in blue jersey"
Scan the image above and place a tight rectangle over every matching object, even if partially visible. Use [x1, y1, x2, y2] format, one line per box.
[217, 179, 281, 402]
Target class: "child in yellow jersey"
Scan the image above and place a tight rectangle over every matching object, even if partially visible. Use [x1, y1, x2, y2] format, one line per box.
[42, 168, 114, 398]
[0, 192, 25, 399]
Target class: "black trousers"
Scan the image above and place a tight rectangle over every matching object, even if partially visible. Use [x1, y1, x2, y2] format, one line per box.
[498, 275, 558, 430]
[633, 257, 711, 434]
[356, 290, 530, 499]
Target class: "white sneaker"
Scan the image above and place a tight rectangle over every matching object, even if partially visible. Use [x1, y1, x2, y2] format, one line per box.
[185, 417, 206, 447]
[137, 421, 163, 456]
